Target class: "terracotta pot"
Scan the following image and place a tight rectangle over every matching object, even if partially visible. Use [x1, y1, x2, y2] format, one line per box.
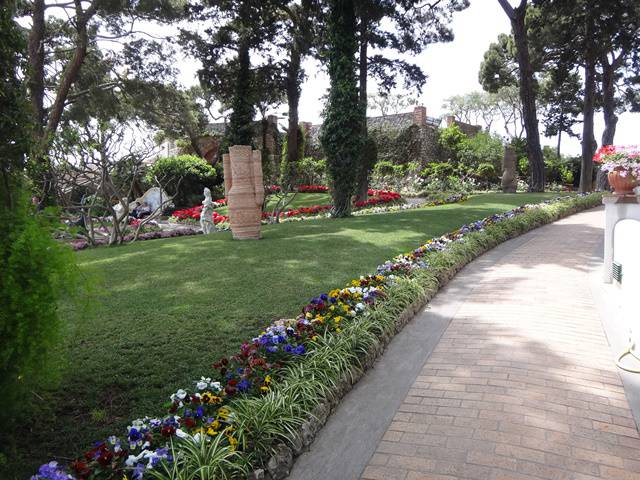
[608, 168, 638, 195]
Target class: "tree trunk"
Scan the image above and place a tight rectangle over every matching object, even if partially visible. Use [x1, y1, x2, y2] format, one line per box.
[286, 44, 301, 181]
[505, 2, 545, 192]
[228, 2, 254, 148]
[596, 55, 618, 191]
[354, 17, 369, 203]
[600, 58, 617, 146]
[556, 129, 562, 159]
[580, 30, 597, 192]
[27, 0, 45, 134]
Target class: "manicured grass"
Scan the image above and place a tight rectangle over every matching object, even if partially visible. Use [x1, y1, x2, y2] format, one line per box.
[7, 192, 561, 478]
[212, 192, 331, 216]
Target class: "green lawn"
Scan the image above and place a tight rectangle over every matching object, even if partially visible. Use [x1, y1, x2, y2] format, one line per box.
[7, 192, 561, 478]
[213, 192, 331, 215]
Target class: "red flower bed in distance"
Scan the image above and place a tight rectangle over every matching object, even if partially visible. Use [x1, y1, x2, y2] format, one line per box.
[171, 186, 401, 223]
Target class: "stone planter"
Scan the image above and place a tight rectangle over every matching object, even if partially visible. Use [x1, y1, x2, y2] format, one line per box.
[608, 168, 638, 195]
[225, 145, 264, 240]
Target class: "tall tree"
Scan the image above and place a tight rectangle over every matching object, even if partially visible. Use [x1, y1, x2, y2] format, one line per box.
[535, 0, 640, 191]
[321, 0, 362, 217]
[353, 0, 469, 201]
[538, 69, 582, 158]
[495, 0, 545, 191]
[281, 0, 317, 177]
[23, 0, 185, 202]
[183, 0, 287, 148]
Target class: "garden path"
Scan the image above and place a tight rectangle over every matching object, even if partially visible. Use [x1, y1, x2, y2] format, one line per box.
[289, 207, 640, 480]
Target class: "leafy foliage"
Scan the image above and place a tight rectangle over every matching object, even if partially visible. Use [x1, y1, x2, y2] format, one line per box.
[321, 0, 363, 217]
[146, 155, 221, 208]
[1, 5, 80, 432]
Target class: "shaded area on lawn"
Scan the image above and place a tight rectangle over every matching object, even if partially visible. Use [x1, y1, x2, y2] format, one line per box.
[4, 192, 562, 479]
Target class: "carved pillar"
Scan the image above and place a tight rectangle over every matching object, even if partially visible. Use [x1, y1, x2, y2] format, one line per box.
[501, 146, 518, 193]
[223, 153, 232, 197]
[226, 145, 263, 240]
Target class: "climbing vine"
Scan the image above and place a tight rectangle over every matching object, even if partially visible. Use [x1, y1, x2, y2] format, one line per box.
[320, 0, 363, 217]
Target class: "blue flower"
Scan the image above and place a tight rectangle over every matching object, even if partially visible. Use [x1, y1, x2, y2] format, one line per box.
[238, 378, 251, 392]
[320, 293, 328, 301]
[284, 344, 293, 353]
[293, 345, 306, 355]
[266, 345, 279, 353]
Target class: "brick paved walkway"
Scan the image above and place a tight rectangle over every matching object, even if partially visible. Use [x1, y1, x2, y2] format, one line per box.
[362, 208, 640, 480]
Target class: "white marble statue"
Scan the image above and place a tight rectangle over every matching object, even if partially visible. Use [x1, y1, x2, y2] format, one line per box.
[112, 187, 173, 219]
[200, 187, 215, 234]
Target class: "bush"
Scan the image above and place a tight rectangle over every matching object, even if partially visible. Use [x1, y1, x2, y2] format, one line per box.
[146, 155, 221, 208]
[297, 157, 326, 186]
[0, 197, 80, 420]
[474, 162, 498, 187]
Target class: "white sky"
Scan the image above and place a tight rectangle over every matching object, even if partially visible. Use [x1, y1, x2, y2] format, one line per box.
[173, 1, 640, 156]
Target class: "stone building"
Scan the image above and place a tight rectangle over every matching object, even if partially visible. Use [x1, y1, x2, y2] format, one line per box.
[302, 106, 481, 166]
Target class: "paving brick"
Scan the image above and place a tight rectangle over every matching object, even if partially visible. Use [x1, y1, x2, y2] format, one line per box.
[362, 210, 639, 480]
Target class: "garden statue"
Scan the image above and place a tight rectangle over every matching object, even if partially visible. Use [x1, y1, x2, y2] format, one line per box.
[113, 187, 173, 219]
[501, 146, 518, 193]
[224, 145, 264, 240]
[200, 187, 215, 234]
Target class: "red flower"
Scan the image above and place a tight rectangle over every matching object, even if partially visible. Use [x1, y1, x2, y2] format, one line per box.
[71, 460, 91, 478]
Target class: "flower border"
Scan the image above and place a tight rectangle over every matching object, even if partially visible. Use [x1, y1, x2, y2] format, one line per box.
[34, 193, 602, 480]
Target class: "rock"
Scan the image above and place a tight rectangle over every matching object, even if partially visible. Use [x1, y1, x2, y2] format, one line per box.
[266, 444, 293, 480]
[501, 146, 518, 193]
[248, 469, 265, 480]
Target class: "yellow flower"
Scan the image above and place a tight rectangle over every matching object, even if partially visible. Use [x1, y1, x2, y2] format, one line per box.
[265, 375, 272, 384]
[329, 305, 336, 312]
[336, 328, 342, 333]
[260, 386, 269, 392]
[351, 280, 360, 287]
[329, 289, 340, 298]
[342, 304, 349, 313]
[305, 312, 313, 319]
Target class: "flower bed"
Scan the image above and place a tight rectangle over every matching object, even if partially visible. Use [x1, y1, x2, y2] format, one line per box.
[33, 193, 602, 480]
[169, 188, 402, 225]
[296, 185, 329, 193]
[69, 228, 202, 251]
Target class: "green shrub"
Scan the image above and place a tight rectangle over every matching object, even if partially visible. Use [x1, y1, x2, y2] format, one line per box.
[373, 160, 396, 177]
[297, 157, 327, 185]
[280, 127, 306, 189]
[0, 197, 80, 420]
[146, 155, 221, 208]
[474, 162, 498, 186]
[458, 132, 503, 171]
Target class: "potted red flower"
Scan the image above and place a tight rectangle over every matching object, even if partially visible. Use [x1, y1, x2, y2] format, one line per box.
[593, 145, 640, 194]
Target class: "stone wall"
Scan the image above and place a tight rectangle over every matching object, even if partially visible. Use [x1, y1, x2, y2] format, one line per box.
[303, 106, 462, 166]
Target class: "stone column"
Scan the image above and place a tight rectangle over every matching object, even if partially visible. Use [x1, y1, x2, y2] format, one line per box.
[226, 145, 263, 240]
[501, 146, 518, 193]
[223, 153, 232, 197]
[412, 106, 427, 127]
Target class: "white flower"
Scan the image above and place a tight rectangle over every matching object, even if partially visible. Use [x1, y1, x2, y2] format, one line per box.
[210, 381, 222, 392]
[175, 428, 190, 439]
[196, 380, 208, 391]
[355, 302, 366, 312]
